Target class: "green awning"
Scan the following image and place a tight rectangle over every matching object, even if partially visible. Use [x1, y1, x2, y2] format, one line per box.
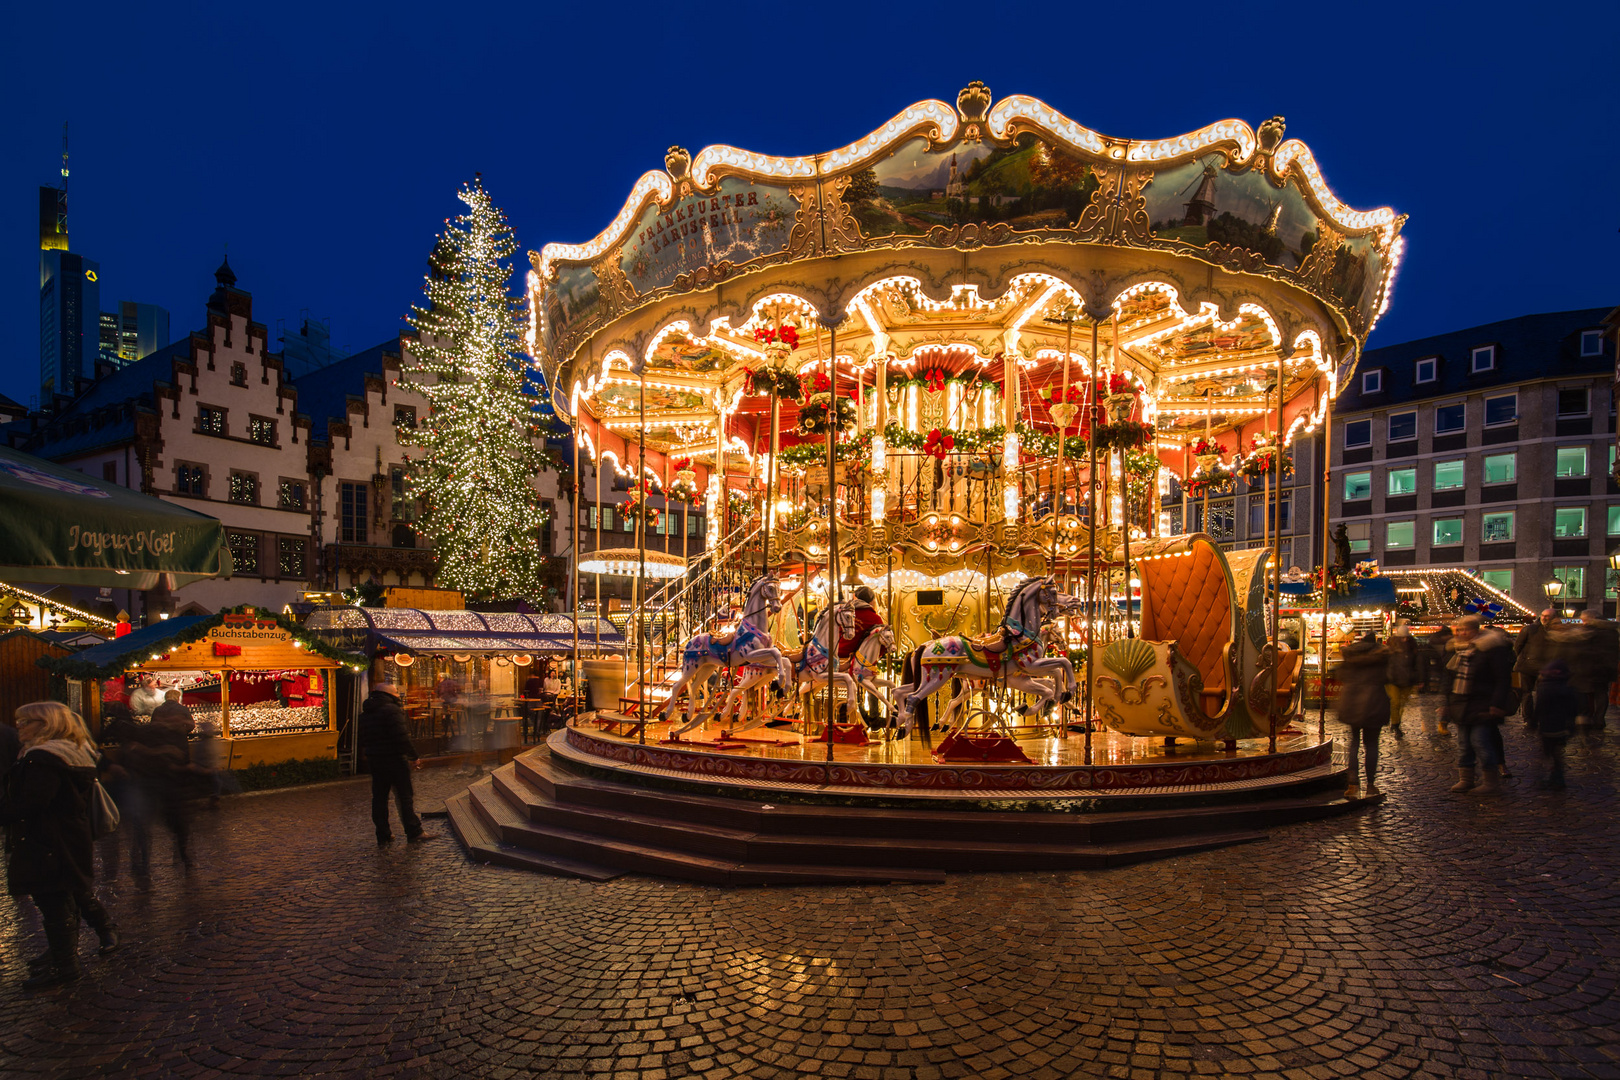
[0, 446, 231, 589]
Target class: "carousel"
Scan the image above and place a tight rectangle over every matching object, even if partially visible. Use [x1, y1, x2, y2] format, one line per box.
[447, 85, 1408, 881]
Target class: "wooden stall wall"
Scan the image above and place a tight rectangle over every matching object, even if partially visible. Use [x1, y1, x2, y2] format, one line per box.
[0, 630, 71, 723]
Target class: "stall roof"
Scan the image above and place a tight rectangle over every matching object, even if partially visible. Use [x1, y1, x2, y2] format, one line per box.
[41, 608, 368, 679]
[302, 607, 627, 655]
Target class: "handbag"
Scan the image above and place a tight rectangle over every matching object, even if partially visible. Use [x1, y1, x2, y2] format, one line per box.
[89, 778, 121, 839]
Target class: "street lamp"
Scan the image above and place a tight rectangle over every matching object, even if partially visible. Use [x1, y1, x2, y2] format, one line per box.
[1544, 578, 1564, 600]
[1609, 551, 1620, 572]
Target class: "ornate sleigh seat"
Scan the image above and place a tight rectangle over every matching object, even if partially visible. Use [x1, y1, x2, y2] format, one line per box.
[1092, 534, 1241, 741]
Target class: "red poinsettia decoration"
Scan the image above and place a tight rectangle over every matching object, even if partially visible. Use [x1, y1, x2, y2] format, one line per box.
[922, 429, 956, 460]
[809, 371, 832, 396]
[1097, 372, 1135, 396]
[778, 324, 799, 349]
[924, 369, 947, 394]
[1047, 384, 1083, 405]
[1190, 437, 1227, 456]
[670, 456, 692, 471]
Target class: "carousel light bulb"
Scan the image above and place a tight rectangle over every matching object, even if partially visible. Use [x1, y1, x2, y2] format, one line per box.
[871, 434, 885, 473]
[870, 485, 886, 523]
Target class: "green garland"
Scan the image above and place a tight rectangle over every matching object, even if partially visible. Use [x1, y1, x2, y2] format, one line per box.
[746, 367, 802, 399]
[39, 605, 370, 681]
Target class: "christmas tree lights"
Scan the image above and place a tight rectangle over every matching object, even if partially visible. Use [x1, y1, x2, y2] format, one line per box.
[397, 178, 551, 601]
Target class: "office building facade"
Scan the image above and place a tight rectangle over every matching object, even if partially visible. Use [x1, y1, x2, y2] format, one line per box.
[1330, 308, 1616, 615]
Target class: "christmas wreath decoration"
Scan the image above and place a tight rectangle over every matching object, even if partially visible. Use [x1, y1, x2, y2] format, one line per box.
[797, 392, 856, 436]
[1184, 460, 1235, 499]
[1092, 419, 1156, 452]
[743, 366, 802, 400]
[1237, 435, 1293, 481]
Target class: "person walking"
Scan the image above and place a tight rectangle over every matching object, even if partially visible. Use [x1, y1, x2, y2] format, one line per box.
[1335, 631, 1390, 797]
[1577, 609, 1617, 730]
[1426, 625, 1455, 735]
[1532, 658, 1577, 789]
[1384, 619, 1420, 739]
[1514, 609, 1557, 729]
[1445, 615, 1516, 795]
[359, 683, 424, 845]
[0, 703, 118, 990]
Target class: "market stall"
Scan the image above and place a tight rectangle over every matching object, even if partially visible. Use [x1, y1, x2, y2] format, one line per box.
[42, 607, 364, 767]
[301, 606, 627, 749]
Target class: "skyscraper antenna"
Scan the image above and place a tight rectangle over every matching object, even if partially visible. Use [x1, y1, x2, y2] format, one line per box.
[60, 122, 69, 194]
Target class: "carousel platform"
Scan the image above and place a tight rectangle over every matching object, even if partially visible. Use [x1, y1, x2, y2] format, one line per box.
[445, 718, 1379, 885]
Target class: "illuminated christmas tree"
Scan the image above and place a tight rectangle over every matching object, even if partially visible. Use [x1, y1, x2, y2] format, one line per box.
[397, 177, 549, 601]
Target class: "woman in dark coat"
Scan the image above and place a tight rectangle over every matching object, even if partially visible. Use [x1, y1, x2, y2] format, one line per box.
[1335, 632, 1391, 797]
[0, 702, 116, 990]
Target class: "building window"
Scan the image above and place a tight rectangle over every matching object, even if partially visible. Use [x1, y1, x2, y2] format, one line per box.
[1581, 330, 1603, 357]
[1471, 345, 1496, 372]
[394, 405, 417, 429]
[539, 499, 555, 554]
[1554, 507, 1588, 538]
[1248, 495, 1290, 534]
[1483, 452, 1516, 485]
[391, 524, 416, 548]
[390, 466, 414, 522]
[176, 463, 206, 496]
[1558, 388, 1590, 416]
[687, 512, 702, 537]
[1556, 446, 1589, 477]
[339, 481, 369, 543]
[1434, 403, 1465, 433]
[1484, 394, 1517, 426]
[1609, 505, 1620, 536]
[1481, 570, 1513, 592]
[1482, 510, 1515, 542]
[1344, 419, 1372, 448]
[1346, 522, 1371, 553]
[1433, 518, 1463, 546]
[1344, 471, 1372, 501]
[249, 416, 276, 446]
[1387, 411, 1417, 442]
[1414, 357, 1437, 384]
[1206, 498, 1235, 542]
[1385, 521, 1415, 549]
[278, 479, 306, 510]
[230, 361, 248, 387]
[1387, 467, 1417, 496]
[228, 532, 260, 576]
[228, 471, 258, 505]
[1434, 460, 1466, 490]
[1361, 370, 1382, 394]
[197, 406, 226, 436]
[277, 537, 307, 578]
[1553, 566, 1586, 600]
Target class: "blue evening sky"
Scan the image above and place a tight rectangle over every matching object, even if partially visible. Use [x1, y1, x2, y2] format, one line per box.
[1, 1, 1616, 407]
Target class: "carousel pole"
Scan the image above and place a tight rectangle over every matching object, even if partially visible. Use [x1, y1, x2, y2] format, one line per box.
[1267, 357, 1281, 755]
[1318, 372, 1333, 743]
[825, 320, 841, 764]
[571, 432, 581, 723]
[594, 457, 602, 652]
[636, 367, 648, 745]
[1051, 312, 1075, 741]
[1117, 328, 1133, 641]
[764, 385, 780, 578]
[1084, 317, 1100, 766]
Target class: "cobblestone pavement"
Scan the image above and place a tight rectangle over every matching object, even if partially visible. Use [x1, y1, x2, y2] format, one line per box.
[2, 701, 1618, 1079]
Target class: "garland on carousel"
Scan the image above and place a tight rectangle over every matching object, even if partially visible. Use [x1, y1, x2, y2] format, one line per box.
[1236, 434, 1294, 482]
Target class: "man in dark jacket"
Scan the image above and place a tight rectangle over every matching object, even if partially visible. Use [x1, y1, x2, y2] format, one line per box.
[1335, 632, 1390, 797]
[1533, 659, 1578, 789]
[1446, 616, 1516, 795]
[359, 684, 423, 844]
[1514, 610, 1557, 728]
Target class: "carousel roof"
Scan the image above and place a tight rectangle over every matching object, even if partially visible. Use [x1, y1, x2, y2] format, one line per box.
[530, 84, 1405, 466]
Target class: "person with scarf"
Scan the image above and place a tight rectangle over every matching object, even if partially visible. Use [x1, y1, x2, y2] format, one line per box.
[1445, 616, 1516, 795]
[0, 702, 119, 990]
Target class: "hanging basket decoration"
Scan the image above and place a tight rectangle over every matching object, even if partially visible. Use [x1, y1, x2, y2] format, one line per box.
[1093, 419, 1155, 452]
[743, 365, 802, 400]
[621, 481, 661, 529]
[797, 387, 856, 436]
[1185, 460, 1235, 499]
[754, 320, 801, 370]
[1238, 434, 1294, 481]
[1188, 437, 1228, 471]
[668, 457, 699, 502]
[1096, 373, 1140, 423]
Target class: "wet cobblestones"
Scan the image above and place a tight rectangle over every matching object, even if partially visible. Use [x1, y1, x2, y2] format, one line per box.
[2, 703, 1617, 1078]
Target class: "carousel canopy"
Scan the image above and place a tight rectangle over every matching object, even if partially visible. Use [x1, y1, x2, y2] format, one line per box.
[578, 548, 686, 579]
[533, 83, 1404, 471]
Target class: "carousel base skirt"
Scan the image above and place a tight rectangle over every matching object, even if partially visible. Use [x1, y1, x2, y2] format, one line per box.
[446, 719, 1378, 886]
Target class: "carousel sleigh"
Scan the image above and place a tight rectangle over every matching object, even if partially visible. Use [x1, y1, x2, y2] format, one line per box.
[1091, 533, 1302, 743]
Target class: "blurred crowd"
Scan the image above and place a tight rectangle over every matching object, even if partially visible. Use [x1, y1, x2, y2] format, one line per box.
[1334, 608, 1616, 798]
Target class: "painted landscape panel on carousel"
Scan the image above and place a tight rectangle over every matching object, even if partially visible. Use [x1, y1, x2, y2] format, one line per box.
[1145, 156, 1327, 271]
[618, 177, 797, 295]
[846, 135, 1099, 238]
[596, 380, 707, 416]
[544, 263, 602, 346]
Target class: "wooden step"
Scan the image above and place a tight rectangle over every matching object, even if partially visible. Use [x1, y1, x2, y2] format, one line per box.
[516, 750, 1354, 846]
[444, 788, 622, 881]
[466, 776, 944, 886]
[492, 762, 1267, 871]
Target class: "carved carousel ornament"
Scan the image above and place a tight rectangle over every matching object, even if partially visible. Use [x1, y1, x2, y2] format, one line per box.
[537, 82, 1403, 778]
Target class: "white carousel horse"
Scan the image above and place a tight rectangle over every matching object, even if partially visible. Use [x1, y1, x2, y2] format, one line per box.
[663, 574, 793, 736]
[848, 623, 901, 719]
[892, 577, 1080, 737]
[723, 601, 860, 735]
